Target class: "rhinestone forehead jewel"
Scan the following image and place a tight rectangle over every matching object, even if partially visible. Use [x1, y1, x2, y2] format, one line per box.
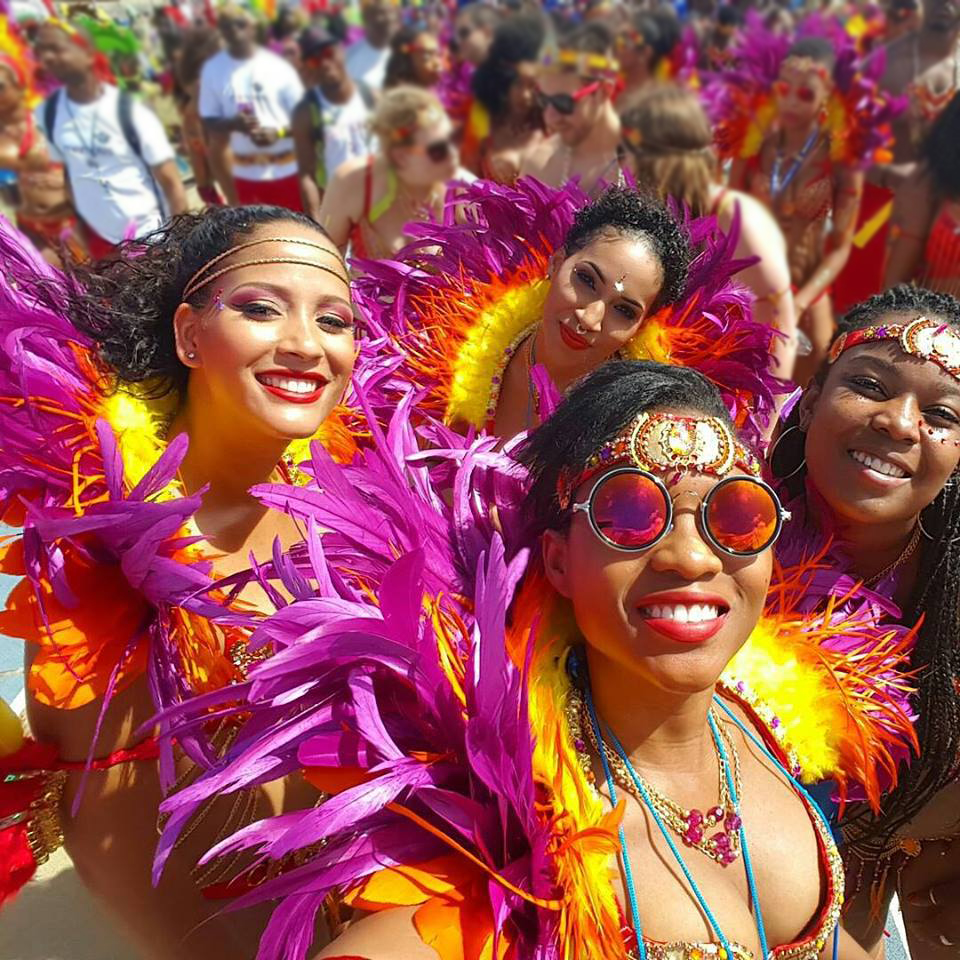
[557, 411, 761, 508]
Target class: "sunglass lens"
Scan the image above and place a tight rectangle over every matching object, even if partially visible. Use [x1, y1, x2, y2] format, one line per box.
[591, 472, 669, 550]
[536, 90, 575, 115]
[426, 140, 450, 163]
[704, 478, 780, 556]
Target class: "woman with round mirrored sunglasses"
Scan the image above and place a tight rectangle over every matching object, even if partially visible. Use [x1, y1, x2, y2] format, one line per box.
[572, 467, 788, 557]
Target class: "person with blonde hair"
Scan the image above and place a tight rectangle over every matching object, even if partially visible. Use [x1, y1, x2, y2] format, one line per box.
[319, 85, 473, 260]
[620, 84, 797, 381]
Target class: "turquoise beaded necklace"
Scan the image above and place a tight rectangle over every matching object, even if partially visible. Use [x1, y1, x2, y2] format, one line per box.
[575, 654, 841, 960]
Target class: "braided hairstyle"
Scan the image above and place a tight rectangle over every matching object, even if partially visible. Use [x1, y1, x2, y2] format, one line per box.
[772, 284, 960, 848]
[60, 205, 333, 399]
[519, 359, 731, 538]
[563, 186, 691, 313]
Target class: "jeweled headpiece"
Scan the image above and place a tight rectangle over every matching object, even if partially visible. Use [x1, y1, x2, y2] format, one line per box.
[827, 315, 960, 381]
[557, 411, 761, 508]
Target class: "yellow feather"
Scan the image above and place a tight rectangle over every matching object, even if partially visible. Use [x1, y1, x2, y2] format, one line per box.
[516, 579, 626, 960]
[446, 282, 547, 428]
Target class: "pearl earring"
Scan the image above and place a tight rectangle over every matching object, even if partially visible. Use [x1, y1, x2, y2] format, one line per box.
[186, 351, 197, 360]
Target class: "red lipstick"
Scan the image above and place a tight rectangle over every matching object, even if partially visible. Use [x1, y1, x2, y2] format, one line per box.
[559, 321, 592, 351]
[634, 590, 730, 646]
[255, 370, 328, 405]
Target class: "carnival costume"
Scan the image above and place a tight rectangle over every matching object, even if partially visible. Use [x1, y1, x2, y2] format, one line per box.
[703, 12, 902, 314]
[806, 316, 960, 911]
[705, 14, 898, 176]
[149, 378, 917, 960]
[352, 175, 785, 444]
[0, 216, 378, 904]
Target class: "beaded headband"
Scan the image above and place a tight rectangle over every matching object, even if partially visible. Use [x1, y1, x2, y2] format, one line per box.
[827, 315, 960, 381]
[182, 237, 349, 301]
[780, 56, 831, 82]
[541, 48, 621, 81]
[557, 411, 761, 508]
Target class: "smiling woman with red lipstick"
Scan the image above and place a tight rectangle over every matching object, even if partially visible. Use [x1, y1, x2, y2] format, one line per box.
[490, 187, 691, 440]
[0, 204, 358, 958]
[770, 284, 960, 960]
[199, 359, 913, 960]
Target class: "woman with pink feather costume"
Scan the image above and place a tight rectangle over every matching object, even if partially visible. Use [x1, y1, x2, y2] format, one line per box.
[769, 284, 960, 958]
[0, 204, 367, 960]
[706, 16, 899, 385]
[148, 359, 916, 960]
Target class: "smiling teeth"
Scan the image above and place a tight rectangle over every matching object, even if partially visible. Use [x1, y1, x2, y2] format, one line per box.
[850, 450, 908, 479]
[639, 604, 721, 623]
[260, 375, 320, 394]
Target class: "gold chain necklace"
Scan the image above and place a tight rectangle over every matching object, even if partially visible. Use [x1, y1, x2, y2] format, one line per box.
[863, 523, 922, 588]
[570, 688, 744, 867]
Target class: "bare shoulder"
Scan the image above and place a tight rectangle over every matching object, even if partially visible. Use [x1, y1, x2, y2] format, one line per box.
[330, 156, 369, 188]
[312, 907, 438, 960]
[721, 189, 787, 256]
[877, 35, 914, 88]
[321, 158, 369, 222]
[520, 135, 560, 177]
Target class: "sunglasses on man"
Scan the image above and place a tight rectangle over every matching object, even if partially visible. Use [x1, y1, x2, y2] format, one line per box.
[304, 46, 339, 66]
[535, 80, 601, 116]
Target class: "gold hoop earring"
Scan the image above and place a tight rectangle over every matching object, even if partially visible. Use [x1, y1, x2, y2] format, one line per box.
[768, 423, 806, 480]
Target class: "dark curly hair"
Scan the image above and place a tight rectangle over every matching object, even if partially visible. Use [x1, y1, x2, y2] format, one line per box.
[771, 284, 960, 851]
[922, 90, 960, 200]
[563, 186, 691, 312]
[384, 25, 436, 90]
[61, 205, 333, 399]
[518, 359, 731, 537]
[471, 15, 545, 120]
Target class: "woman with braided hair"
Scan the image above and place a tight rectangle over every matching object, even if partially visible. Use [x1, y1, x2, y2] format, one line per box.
[768, 284, 960, 959]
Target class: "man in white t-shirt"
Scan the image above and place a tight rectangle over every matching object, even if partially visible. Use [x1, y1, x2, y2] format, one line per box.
[32, 20, 186, 258]
[199, 3, 304, 209]
[292, 27, 375, 221]
[345, 0, 398, 91]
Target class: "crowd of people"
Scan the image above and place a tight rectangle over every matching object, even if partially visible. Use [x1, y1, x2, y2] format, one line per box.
[1, 1, 960, 960]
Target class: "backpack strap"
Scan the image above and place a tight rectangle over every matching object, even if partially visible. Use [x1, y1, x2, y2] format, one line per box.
[42, 91, 60, 151]
[41, 91, 73, 194]
[357, 80, 375, 111]
[306, 87, 328, 188]
[117, 90, 165, 212]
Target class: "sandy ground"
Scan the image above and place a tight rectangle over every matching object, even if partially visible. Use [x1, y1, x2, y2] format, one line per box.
[0, 848, 140, 960]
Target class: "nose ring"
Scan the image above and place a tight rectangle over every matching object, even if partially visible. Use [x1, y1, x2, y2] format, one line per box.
[576, 323, 586, 335]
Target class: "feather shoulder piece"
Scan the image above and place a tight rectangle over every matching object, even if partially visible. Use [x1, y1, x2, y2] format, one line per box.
[704, 12, 903, 169]
[0, 216, 236, 713]
[723, 492, 918, 814]
[153, 396, 917, 960]
[352, 177, 786, 447]
[153, 391, 571, 959]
